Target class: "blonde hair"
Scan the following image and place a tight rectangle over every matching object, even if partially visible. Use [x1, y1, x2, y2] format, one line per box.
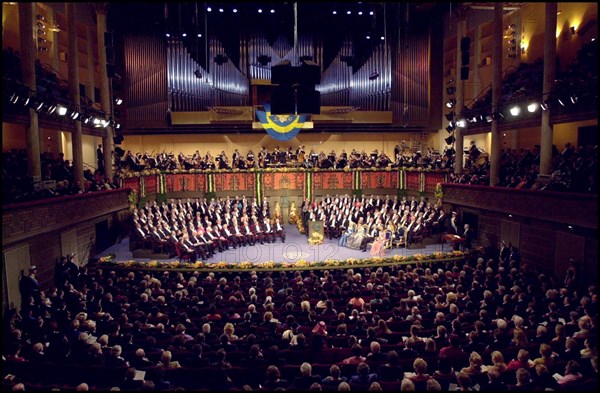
[413, 358, 428, 374]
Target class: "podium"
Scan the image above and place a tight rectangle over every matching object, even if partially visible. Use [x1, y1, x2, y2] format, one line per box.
[442, 234, 465, 251]
[308, 221, 324, 239]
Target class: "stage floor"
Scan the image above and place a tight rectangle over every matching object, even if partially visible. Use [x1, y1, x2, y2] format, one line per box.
[97, 224, 447, 265]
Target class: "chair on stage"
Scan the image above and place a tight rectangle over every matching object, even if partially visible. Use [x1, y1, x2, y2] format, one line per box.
[175, 242, 193, 263]
[384, 230, 393, 250]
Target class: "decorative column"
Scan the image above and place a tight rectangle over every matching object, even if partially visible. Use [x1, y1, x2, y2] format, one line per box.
[540, 3, 557, 175]
[67, 3, 84, 188]
[489, 3, 503, 186]
[95, 3, 114, 180]
[454, 6, 469, 175]
[19, 3, 41, 180]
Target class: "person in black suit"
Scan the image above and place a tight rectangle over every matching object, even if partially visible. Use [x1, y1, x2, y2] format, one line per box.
[462, 224, 474, 250]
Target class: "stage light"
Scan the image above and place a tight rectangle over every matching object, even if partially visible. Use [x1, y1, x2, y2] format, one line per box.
[182, 33, 187, 37]
[258, 9, 262, 13]
[446, 87, 455, 95]
[358, 11, 363, 15]
[101, 119, 110, 128]
[115, 123, 121, 129]
[570, 95, 578, 104]
[218, 8, 223, 13]
[332, 11, 337, 15]
[445, 99, 456, 109]
[70, 110, 80, 120]
[445, 112, 455, 121]
[115, 97, 123, 105]
[46, 104, 57, 115]
[540, 101, 549, 111]
[206, 7, 212, 12]
[527, 103, 538, 113]
[557, 98, 566, 107]
[9, 93, 19, 104]
[57, 105, 68, 116]
[509, 106, 521, 116]
[93, 117, 102, 126]
[446, 124, 455, 133]
[82, 115, 91, 124]
[445, 135, 456, 145]
[232, 8, 237, 13]
[485, 115, 493, 123]
[456, 119, 467, 128]
[270, 9, 275, 14]
[491, 111, 504, 120]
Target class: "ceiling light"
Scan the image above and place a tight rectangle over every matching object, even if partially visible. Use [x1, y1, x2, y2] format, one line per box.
[358, 11, 363, 15]
[270, 9, 275, 14]
[369, 11, 374, 15]
[218, 8, 223, 13]
[166, 33, 170, 38]
[527, 103, 538, 112]
[509, 106, 520, 116]
[206, 7, 212, 12]
[366, 35, 371, 40]
[233, 9, 237, 13]
[332, 11, 337, 15]
[197, 33, 202, 37]
[258, 9, 262, 13]
[182, 33, 187, 37]
[380, 36, 385, 40]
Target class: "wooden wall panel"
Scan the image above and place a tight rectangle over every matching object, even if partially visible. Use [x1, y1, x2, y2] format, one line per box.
[478, 215, 501, 250]
[519, 225, 556, 274]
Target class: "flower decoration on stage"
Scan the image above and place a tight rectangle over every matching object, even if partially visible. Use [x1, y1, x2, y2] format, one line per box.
[99, 253, 116, 263]
[308, 231, 324, 245]
[256, 104, 309, 141]
[97, 251, 466, 271]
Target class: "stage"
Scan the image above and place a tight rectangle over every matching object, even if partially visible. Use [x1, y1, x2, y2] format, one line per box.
[96, 224, 447, 265]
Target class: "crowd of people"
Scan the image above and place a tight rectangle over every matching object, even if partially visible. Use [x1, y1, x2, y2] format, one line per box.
[3, 148, 119, 204]
[299, 194, 470, 253]
[115, 143, 452, 174]
[448, 142, 598, 194]
[3, 247, 597, 391]
[130, 196, 287, 261]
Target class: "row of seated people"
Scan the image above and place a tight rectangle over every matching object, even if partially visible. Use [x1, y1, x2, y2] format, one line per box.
[116, 143, 449, 174]
[300, 194, 455, 249]
[3, 252, 597, 390]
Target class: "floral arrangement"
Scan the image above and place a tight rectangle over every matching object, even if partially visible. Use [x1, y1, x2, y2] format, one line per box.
[308, 231, 324, 245]
[96, 251, 465, 272]
[99, 253, 116, 263]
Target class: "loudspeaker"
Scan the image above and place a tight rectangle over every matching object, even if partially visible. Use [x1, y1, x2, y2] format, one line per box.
[270, 87, 295, 115]
[460, 37, 470, 52]
[271, 60, 294, 85]
[297, 88, 320, 114]
[461, 51, 470, 67]
[104, 32, 114, 47]
[460, 66, 469, 80]
[106, 64, 116, 78]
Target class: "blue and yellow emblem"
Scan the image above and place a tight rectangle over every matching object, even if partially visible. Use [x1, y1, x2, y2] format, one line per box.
[255, 104, 309, 141]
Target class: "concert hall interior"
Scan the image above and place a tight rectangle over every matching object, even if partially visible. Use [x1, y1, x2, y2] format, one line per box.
[2, 2, 598, 392]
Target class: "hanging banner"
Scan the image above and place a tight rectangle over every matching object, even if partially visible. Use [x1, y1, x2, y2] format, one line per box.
[255, 172, 263, 201]
[255, 104, 310, 141]
[304, 171, 313, 201]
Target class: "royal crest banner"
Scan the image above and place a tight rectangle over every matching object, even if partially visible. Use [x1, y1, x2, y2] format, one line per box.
[255, 104, 309, 141]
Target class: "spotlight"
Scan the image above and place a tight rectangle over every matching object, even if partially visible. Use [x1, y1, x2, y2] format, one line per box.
[35, 100, 45, 112]
[165, 33, 170, 38]
[570, 95, 578, 104]
[206, 7, 212, 12]
[23, 95, 30, 106]
[332, 11, 337, 15]
[485, 115, 493, 123]
[218, 8, 223, 13]
[101, 119, 110, 128]
[46, 104, 57, 115]
[115, 97, 123, 105]
[358, 11, 363, 15]
[446, 124, 455, 133]
[197, 33, 202, 37]
[456, 119, 467, 128]
[557, 98, 566, 107]
[182, 33, 187, 37]
[540, 101, 549, 111]
[527, 103, 538, 113]
[92, 117, 102, 126]
[270, 9, 275, 14]
[258, 9, 262, 13]
[115, 123, 121, 129]
[70, 110, 80, 120]
[445, 135, 456, 145]
[233, 9, 237, 13]
[9, 93, 19, 104]
[347, 10, 351, 15]
[445, 112, 455, 121]
[446, 87, 455, 95]
[57, 105, 68, 116]
[445, 99, 456, 109]
[82, 115, 91, 124]
[509, 106, 521, 116]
